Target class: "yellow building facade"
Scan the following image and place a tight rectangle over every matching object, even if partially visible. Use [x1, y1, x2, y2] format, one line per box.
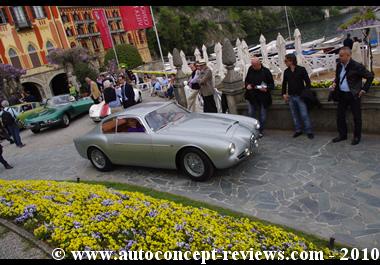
[58, 6, 152, 64]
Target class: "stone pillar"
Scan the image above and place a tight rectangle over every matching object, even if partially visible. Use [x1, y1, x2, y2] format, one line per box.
[173, 48, 188, 108]
[216, 39, 245, 115]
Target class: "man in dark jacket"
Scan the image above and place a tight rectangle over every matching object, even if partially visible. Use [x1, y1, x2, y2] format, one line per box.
[343, 33, 353, 50]
[118, 75, 135, 109]
[244, 57, 274, 137]
[331, 47, 374, 145]
[282, 53, 314, 139]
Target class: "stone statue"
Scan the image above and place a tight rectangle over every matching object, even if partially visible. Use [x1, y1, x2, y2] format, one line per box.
[180, 50, 192, 74]
[216, 38, 245, 115]
[168, 52, 175, 70]
[194, 48, 202, 62]
[202, 45, 209, 63]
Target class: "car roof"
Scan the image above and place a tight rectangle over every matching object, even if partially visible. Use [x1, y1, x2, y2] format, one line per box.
[109, 101, 173, 119]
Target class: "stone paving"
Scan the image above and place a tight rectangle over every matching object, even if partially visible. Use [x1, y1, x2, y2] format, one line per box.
[0, 224, 48, 259]
[1, 96, 380, 249]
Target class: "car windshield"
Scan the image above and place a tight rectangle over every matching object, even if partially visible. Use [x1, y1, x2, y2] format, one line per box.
[145, 103, 188, 131]
[47, 95, 71, 107]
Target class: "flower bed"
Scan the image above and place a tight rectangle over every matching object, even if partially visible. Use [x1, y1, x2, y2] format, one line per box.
[0, 180, 341, 258]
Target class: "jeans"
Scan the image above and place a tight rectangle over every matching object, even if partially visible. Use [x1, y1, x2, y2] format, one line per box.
[7, 124, 23, 146]
[288, 96, 313, 134]
[247, 101, 266, 132]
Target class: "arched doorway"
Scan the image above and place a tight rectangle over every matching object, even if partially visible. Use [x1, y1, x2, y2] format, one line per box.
[22, 82, 43, 102]
[50, 73, 69, 96]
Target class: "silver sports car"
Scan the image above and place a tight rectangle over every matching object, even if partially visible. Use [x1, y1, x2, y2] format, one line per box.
[74, 102, 260, 181]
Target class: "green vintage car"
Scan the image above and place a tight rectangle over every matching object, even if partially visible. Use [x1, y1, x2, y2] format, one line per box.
[24, 94, 94, 134]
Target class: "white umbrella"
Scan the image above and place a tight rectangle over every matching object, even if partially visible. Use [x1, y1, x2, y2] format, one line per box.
[259, 34, 270, 68]
[276, 33, 287, 71]
[168, 52, 174, 70]
[214, 42, 225, 79]
[180, 50, 192, 74]
[202, 45, 209, 63]
[294, 28, 303, 66]
[241, 39, 251, 65]
[194, 48, 202, 62]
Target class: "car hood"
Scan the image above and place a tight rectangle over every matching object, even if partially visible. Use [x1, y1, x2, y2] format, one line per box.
[161, 114, 239, 137]
[24, 107, 62, 122]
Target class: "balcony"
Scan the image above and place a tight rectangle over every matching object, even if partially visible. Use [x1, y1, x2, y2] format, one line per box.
[111, 29, 125, 34]
[76, 32, 100, 39]
[74, 19, 95, 25]
[107, 16, 121, 22]
[15, 20, 32, 31]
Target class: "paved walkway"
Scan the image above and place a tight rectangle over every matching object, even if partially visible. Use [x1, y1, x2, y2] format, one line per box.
[1, 102, 380, 248]
[0, 224, 48, 259]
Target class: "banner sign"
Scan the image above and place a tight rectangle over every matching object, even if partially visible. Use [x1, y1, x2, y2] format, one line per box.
[92, 9, 113, 49]
[119, 6, 153, 31]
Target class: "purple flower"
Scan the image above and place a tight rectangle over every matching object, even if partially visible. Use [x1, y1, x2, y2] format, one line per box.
[91, 232, 101, 239]
[175, 224, 184, 231]
[43, 195, 54, 200]
[65, 212, 74, 217]
[101, 199, 114, 206]
[148, 210, 158, 217]
[89, 193, 100, 199]
[125, 240, 135, 250]
[143, 201, 151, 206]
[73, 221, 81, 229]
[14, 205, 37, 223]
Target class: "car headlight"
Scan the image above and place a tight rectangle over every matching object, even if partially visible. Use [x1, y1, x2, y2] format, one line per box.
[255, 122, 260, 130]
[229, 143, 236, 155]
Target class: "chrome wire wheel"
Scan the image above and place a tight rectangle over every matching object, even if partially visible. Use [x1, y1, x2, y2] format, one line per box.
[183, 152, 205, 177]
[91, 149, 106, 169]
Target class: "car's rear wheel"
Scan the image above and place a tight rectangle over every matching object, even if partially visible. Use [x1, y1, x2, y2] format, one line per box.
[88, 147, 113, 172]
[31, 127, 40, 134]
[179, 147, 214, 181]
[62, 114, 70, 127]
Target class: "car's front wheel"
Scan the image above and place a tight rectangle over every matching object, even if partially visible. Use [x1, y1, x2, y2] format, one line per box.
[62, 114, 70, 127]
[31, 127, 40, 134]
[88, 147, 113, 172]
[179, 147, 214, 181]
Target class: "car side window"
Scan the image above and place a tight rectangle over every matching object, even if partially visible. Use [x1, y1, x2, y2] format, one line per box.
[116, 118, 145, 133]
[102, 118, 117, 134]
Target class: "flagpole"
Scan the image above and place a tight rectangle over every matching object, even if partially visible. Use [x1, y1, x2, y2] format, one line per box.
[150, 6, 167, 77]
[103, 9, 119, 67]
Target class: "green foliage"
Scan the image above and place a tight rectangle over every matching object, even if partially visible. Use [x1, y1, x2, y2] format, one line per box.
[73, 62, 97, 92]
[104, 44, 143, 69]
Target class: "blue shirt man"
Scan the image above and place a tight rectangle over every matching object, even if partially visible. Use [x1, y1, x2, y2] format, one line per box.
[339, 63, 350, 92]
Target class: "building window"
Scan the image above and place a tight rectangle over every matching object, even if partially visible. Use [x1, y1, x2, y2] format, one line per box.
[8, 48, 22, 69]
[0, 8, 8, 24]
[11, 6, 29, 28]
[120, 35, 125, 44]
[138, 30, 144, 44]
[73, 12, 79, 21]
[46, 41, 55, 53]
[28, 44, 41, 68]
[32, 6, 46, 19]
[92, 38, 99, 50]
[81, 40, 88, 49]
[112, 36, 117, 45]
[66, 27, 72, 36]
[128, 33, 133, 45]
[77, 26, 84, 35]
[84, 12, 91, 20]
[61, 13, 69, 23]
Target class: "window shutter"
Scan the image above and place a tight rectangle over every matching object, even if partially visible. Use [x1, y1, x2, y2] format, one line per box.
[42, 6, 47, 18]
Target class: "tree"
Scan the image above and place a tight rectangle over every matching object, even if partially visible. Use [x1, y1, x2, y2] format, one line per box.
[0, 64, 27, 98]
[46, 47, 90, 67]
[73, 62, 98, 93]
[103, 44, 143, 69]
